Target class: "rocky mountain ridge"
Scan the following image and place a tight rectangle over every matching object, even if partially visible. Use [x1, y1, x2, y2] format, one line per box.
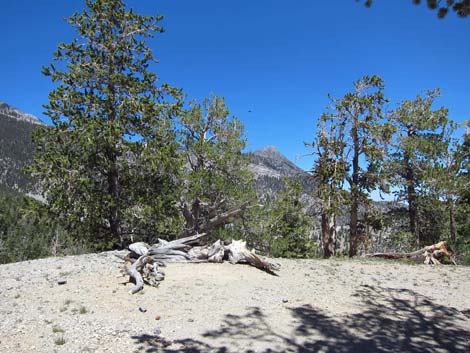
[0, 103, 313, 197]
[247, 146, 315, 196]
[0, 102, 45, 194]
[0, 102, 45, 126]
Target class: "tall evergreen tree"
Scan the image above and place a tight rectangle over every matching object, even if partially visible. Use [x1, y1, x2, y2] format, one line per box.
[316, 76, 394, 257]
[455, 128, 470, 259]
[388, 89, 450, 247]
[309, 116, 348, 258]
[31, 0, 182, 249]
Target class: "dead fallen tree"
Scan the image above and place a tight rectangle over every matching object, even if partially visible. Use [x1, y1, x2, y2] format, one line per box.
[122, 233, 280, 294]
[365, 241, 457, 265]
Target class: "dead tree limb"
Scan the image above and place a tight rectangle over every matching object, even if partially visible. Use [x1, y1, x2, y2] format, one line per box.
[225, 240, 281, 273]
[198, 202, 250, 233]
[365, 241, 457, 265]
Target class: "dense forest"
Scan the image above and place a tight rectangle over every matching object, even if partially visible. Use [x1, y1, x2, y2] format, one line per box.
[0, 0, 469, 265]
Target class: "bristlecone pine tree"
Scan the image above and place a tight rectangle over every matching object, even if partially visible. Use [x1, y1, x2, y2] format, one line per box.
[317, 75, 394, 257]
[31, 0, 182, 249]
[309, 115, 348, 258]
[388, 89, 451, 247]
[177, 95, 254, 240]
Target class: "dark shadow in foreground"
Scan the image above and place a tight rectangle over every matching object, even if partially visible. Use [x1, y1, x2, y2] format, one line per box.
[131, 285, 469, 353]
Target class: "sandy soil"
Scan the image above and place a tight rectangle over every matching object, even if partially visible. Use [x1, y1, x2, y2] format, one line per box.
[0, 251, 469, 353]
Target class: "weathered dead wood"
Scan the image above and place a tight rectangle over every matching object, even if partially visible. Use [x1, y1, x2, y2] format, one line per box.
[122, 234, 280, 294]
[180, 198, 247, 236]
[208, 239, 225, 263]
[198, 202, 250, 233]
[126, 255, 165, 294]
[129, 242, 150, 256]
[365, 241, 457, 265]
[225, 240, 281, 273]
[187, 246, 209, 260]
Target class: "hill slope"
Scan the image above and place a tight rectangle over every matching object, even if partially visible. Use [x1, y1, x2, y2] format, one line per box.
[0, 102, 44, 194]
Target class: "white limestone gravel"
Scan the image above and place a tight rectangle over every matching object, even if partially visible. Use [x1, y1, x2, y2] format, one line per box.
[0, 252, 469, 352]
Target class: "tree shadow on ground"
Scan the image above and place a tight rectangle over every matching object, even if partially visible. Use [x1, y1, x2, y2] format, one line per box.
[131, 285, 469, 353]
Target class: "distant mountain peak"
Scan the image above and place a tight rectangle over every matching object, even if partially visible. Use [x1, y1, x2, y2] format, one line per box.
[0, 102, 45, 126]
[257, 145, 279, 153]
[253, 145, 287, 159]
[249, 145, 308, 179]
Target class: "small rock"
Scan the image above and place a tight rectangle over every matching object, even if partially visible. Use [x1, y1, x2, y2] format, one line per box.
[155, 315, 161, 320]
[187, 318, 194, 322]
[282, 298, 288, 303]
[139, 306, 147, 313]
[57, 278, 67, 285]
[153, 327, 161, 335]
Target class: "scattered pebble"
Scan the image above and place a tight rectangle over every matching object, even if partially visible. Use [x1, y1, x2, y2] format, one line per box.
[57, 279, 67, 285]
[138, 306, 147, 313]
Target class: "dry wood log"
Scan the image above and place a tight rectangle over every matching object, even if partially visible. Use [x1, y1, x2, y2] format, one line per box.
[225, 240, 281, 273]
[129, 242, 150, 256]
[123, 234, 280, 294]
[187, 246, 209, 260]
[208, 239, 225, 263]
[126, 255, 166, 294]
[365, 241, 457, 265]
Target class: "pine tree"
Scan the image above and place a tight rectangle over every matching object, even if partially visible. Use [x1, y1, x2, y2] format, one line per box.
[31, 0, 182, 249]
[267, 178, 316, 258]
[388, 89, 451, 247]
[316, 76, 394, 257]
[308, 116, 348, 258]
[178, 95, 254, 240]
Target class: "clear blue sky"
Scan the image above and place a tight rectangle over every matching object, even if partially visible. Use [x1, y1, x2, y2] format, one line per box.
[1, 0, 469, 171]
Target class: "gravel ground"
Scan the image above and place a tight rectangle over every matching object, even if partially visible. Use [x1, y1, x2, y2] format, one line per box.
[0, 252, 469, 353]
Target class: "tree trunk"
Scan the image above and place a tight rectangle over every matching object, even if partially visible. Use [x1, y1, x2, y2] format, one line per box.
[321, 210, 336, 258]
[107, 155, 122, 247]
[198, 202, 250, 234]
[449, 200, 456, 243]
[349, 119, 360, 257]
[405, 159, 419, 248]
[181, 201, 249, 237]
[404, 136, 419, 248]
[106, 78, 122, 247]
